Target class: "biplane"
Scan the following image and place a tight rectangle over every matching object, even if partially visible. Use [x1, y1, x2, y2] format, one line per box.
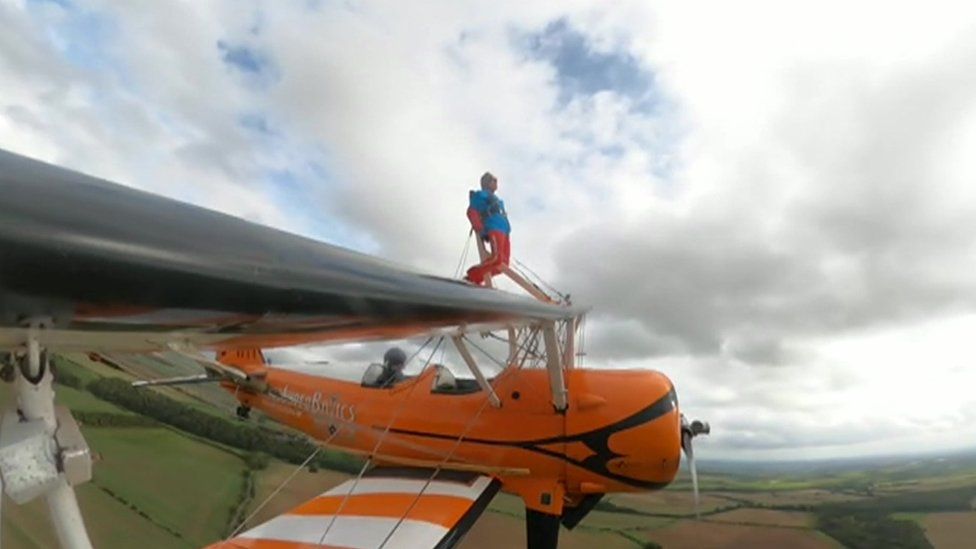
[0, 149, 708, 549]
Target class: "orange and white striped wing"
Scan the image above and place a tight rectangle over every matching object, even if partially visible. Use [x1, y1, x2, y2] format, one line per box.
[208, 468, 500, 549]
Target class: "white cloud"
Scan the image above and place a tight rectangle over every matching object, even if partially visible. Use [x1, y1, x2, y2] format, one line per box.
[2, 0, 976, 459]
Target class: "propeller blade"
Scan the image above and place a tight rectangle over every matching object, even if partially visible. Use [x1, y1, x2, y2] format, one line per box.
[681, 415, 709, 520]
[681, 431, 701, 519]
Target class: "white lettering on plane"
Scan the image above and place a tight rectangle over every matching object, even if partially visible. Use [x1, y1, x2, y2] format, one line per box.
[275, 386, 357, 423]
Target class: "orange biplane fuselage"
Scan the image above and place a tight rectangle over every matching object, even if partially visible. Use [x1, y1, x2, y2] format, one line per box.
[218, 350, 682, 516]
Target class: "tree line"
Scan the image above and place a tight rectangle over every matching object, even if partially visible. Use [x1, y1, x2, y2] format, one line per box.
[814, 485, 976, 549]
[81, 376, 361, 474]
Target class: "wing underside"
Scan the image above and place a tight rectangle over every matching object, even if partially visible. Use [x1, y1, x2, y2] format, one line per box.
[0, 149, 579, 352]
[210, 468, 500, 549]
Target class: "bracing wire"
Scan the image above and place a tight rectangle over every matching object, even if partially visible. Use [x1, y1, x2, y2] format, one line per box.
[406, 337, 434, 366]
[377, 390, 497, 549]
[227, 336, 407, 541]
[513, 327, 536, 369]
[512, 258, 567, 301]
[512, 259, 558, 296]
[453, 229, 474, 278]
[485, 332, 544, 362]
[227, 383, 363, 540]
[377, 337, 534, 549]
[484, 332, 509, 345]
[316, 337, 444, 545]
[519, 326, 545, 369]
[438, 337, 448, 369]
[464, 335, 511, 371]
[227, 443, 325, 539]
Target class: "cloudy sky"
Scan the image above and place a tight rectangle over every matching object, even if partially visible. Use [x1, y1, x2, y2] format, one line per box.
[4, 0, 976, 460]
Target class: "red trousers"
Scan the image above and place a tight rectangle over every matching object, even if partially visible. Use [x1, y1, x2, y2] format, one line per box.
[466, 231, 510, 285]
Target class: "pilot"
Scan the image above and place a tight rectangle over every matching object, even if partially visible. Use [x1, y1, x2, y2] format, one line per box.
[464, 171, 511, 285]
[375, 347, 407, 388]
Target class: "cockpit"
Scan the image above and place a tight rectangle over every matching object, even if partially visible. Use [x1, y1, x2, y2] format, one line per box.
[429, 366, 483, 395]
[360, 364, 485, 395]
[360, 363, 399, 388]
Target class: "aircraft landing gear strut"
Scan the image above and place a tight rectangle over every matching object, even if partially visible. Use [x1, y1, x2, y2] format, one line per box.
[525, 509, 560, 549]
[236, 405, 251, 420]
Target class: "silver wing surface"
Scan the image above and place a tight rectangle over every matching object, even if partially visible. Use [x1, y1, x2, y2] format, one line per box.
[0, 149, 578, 352]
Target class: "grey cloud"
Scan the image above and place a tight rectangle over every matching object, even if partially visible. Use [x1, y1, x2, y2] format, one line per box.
[554, 35, 976, 364]
[558, 220, 814, 356]
[5, 1, 976, 459]
[583, 317, 686, 360]
[723, 333, 799, 366]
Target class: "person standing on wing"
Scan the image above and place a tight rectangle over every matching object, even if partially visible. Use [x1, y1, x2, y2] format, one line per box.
[464, 171, 511, 285]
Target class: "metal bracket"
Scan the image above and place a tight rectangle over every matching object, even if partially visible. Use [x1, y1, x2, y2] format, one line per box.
[53, 406, 92, 487]
[0, 411, 60, 504]
[0, 322, 94, 549]
[0, 405, 93, 499]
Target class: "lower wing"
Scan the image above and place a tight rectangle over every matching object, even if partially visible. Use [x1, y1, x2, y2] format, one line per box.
[208, 467, 500, 549]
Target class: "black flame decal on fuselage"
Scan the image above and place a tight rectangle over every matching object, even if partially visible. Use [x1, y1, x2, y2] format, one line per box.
[387, 387, 679, 490]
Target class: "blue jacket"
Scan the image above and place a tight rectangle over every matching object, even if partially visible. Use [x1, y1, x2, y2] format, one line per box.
[469, 190, 511, 235]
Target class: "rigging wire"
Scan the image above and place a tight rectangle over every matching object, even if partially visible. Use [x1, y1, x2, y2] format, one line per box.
[316, 337, 444, 546]
[227, 334, 422, 540]
[484, 331, 545, 362]
[226, 440, 328, 539]
[377, 338, 532, 549]
[377, 391, 497, 549]
[511, 327, 533, 369]
[436, 331, 449, 368]
[406, 336, 434, 367]
[462, 335, 509, 371]
[453, 229, 474, 278]
[519, 326, 545, 369]
[512, 258, 567, 302]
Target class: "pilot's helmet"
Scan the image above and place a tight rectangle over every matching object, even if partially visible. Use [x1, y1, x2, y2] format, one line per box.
[384, 347, 407, 368]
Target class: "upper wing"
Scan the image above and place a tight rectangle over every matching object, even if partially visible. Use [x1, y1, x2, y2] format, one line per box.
[209, 467, 500, 549]
[0, 149, 579, 352]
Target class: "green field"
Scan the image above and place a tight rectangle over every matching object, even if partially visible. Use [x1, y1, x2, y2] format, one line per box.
[3, 355, 976, 548]
[85, 427, 247, 545]
[461, 511, 638, 549]
[241, 460, 349, 528]
[3, 482, 192, 549]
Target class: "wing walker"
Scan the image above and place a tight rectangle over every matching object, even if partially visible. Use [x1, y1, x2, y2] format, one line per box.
[0, 150, 709, 549]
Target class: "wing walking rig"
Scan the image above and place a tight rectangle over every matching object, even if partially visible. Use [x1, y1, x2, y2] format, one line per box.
[0, 149, 708, 549]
